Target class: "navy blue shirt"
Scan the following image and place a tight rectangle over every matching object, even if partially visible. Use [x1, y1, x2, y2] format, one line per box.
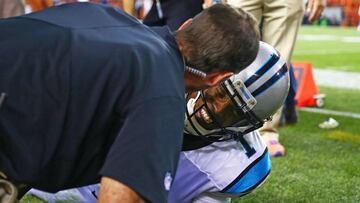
[0, 3, 185, 202]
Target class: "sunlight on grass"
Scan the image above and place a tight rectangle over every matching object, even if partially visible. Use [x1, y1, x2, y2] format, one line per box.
[325, 131, 360, 144]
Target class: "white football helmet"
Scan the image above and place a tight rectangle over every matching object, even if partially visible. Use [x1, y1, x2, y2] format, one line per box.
[184, 41, 290, 141]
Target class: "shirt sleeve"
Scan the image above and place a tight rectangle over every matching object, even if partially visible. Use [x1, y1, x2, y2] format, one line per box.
[100, 96, 185, 203]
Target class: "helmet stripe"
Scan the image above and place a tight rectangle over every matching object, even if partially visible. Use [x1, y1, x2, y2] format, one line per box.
[244, 54, 279, 87]
[252, 64, 288, 97]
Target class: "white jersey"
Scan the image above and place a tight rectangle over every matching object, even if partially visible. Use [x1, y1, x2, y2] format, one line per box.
[169, 130, 270, 203]
[27, 130, 270, 203]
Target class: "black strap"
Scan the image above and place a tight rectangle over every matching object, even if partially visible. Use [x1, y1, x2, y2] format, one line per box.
[181, 133, 213, 151]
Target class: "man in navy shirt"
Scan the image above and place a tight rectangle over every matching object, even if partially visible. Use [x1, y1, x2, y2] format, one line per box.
[0, 2, 259, 203]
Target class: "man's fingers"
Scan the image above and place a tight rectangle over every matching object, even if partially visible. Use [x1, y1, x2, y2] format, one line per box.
[306, 0, 314, 13]
[307, 0, 326, 23]
[310, 0, 320, 22]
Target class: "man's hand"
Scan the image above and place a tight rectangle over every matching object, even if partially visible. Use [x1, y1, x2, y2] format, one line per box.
[98, 176, 145, 203]
[306, 0, 326, 23]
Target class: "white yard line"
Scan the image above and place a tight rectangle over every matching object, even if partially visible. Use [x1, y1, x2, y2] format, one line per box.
[300, 107, 360, 119]
[313, 69, 360, 90]
[294, 49, 360, 55]
[297, 34, 360, 43]
[294, 34, 360, 55]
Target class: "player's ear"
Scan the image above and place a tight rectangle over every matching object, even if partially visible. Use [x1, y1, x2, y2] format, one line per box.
[203, 71, 234, 87]
[178, 18, 193, 30]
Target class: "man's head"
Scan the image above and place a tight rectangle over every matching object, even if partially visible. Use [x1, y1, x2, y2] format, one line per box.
[184, 42, 290, 141]
[175, 4, 260, 74]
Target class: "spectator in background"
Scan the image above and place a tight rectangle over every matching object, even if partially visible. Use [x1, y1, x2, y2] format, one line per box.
[341, 0, 359, 27]
[0, 0, 24, 18]
[25, 0, 53, 13]
[227, 0, 326, 156]
[22, 0, 150, 19]
[56, 0, 136, 16]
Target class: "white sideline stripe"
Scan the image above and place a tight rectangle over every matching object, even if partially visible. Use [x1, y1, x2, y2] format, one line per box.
[313, 69, 360, 90]
[294, 49, 360, 55]
[299, 107, 360, 119]
[298, 34, 360, 43]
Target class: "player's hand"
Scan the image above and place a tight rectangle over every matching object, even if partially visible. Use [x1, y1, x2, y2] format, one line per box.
[306, 0, 326, 23]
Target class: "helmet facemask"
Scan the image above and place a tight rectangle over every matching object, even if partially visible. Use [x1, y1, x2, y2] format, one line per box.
[184, 41, 290, 143]
[184, 77, 264, 142]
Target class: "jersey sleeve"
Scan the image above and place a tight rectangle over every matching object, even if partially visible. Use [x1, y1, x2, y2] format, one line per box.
[99, 96, 185, 203]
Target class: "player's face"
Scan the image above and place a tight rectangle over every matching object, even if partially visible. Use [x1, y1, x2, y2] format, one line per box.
[187, 85, 242, 130]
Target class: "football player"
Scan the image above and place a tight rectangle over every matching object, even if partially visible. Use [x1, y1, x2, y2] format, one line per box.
[27, 41, 289, 203]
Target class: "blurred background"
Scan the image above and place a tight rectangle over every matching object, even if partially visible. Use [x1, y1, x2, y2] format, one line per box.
[17, 0, 360, 28]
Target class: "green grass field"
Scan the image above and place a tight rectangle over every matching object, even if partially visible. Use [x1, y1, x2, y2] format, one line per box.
[234, 86, 360, 203]
[292, 26, 360, 72]
[21, 26, 360, 203]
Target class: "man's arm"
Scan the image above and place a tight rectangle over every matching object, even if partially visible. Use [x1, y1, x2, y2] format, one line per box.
[98, 176, 145, 203]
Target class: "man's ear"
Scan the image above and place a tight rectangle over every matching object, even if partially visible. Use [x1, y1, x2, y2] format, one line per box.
[204, 71, 234, 87]
[178, 18, 193, 30]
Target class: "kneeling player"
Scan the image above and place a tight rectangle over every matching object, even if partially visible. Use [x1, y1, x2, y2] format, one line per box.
[27, 41, 289, 203]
